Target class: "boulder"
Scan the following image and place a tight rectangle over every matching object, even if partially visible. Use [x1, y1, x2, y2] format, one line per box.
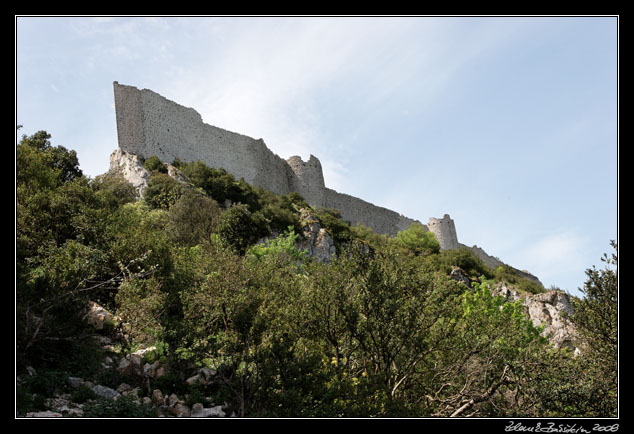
[173, 403, 191, 417]
[168, 393, 181, 408]
[117, 358, 133, 376]
[152, 389, 165, 406]
[297, 209, 336, 263]
[91, 385, 120, 400]
[449, 266, 471, 288]
[67, 376, 84, 388]
[191, 403, 226, 418]
[108, 149, 150, 196]
[199, 367, 217, 382]
[523, 290, 577, 351]
[186, 374, 203, 386]
[84, 301, 114, 330]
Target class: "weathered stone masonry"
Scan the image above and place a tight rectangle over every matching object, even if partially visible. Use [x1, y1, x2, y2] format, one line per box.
[111, 82, 540, 283]
[113, 81, 416, 236]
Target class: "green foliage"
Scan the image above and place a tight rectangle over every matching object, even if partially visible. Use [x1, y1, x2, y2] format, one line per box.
[422, 246, 493, 280]
[144, 172, 182, 209]
[82, 395, 157, 418]
[70, 385, 98, 404]
[566, 241, 618, 417]
[167, 188, 221, 247]
[493, 265, 545, 295]
[246, 227, 308, 263]
[143, 155, 167, 173]
[314, 208, 354, 251]
[15, 131, 617, 418]
[392, 222, 440, 255]
[179, 160, 259, 210]
[216, 203, 261, 254]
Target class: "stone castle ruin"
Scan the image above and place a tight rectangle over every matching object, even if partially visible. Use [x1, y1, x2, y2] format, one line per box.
[110, 81, 540, 284]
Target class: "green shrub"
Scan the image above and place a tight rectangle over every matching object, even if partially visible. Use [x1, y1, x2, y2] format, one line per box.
[143, 155, 167, 173]
[168, 189, 221, 246]
[82, 395, 157, 418]
[392, 222, 440, 255]
[216, 203, 260, 254]
[144, 172, 182, 209]
[71, 385, 98, 403]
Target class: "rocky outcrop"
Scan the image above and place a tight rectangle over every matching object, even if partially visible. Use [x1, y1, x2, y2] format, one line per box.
[108, 148, 150, 196]
[297, 208, 337, 263]
[491, 282, 578, 353]
[523, 290, 578, 353]
[449, 266, 472, 288]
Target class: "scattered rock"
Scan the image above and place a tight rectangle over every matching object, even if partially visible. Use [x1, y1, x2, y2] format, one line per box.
[191, 403, 225, 418]
[116, 383, 133, 394]
[199, 367, 216, 382]
[152, 389, 164, 406]
[168, 393, 181, 407]
[26, 410, 64, 417]
[117, 358, 133, 376]
[449, 266, 471, 287]
[91, 385, 120, 400]
[186, 374, 203, 386]
[68, 377, 84, 388]
[84, 301, 114, 330]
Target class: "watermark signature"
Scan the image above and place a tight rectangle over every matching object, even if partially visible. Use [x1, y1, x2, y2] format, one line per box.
[505, 421, 619, 433]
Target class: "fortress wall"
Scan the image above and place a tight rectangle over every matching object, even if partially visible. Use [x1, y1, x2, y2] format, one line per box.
[113, 82, 419, 236]
[113, 82, 146, 155]
[114, 82, 292, 195]
[324, 188, 418, 236]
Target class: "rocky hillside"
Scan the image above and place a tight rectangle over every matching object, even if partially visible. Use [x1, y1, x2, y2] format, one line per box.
[18, 131, 616, 418]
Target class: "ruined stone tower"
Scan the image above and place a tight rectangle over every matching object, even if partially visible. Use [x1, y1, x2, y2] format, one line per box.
[427, 214, 459, 250]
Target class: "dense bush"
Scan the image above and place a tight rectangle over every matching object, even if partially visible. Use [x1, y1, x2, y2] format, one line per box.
[144, 172, 182, 210]
[143, 155, 168, 173]
[392, 222, 440, 255]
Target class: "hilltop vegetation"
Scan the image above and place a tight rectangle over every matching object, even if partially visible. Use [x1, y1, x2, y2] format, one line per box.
[16, 131, 617, 418]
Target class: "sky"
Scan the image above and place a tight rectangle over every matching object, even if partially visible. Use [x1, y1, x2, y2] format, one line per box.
[15, 16, 618, 297]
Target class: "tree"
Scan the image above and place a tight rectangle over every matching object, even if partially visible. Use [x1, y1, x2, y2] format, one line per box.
[216, 204, 260, 254]
[393, 222, 440, 255]
[566, 240, 618, 417]
[167, 189, 221, 247]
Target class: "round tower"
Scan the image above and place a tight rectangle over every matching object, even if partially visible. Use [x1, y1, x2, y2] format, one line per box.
[286, 154, 326, 208]
[427, 214, 459, 250]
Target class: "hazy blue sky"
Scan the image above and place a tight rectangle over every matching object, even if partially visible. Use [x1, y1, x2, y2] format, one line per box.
[16, 16, 618, 297]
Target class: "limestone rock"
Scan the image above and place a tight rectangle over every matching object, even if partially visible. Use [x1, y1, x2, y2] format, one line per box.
[152, 389, 165, 406]
[91, 385, 120, 400]
[117, 358, 133, 376]
[109, 148, 150, 196]
[67, 377, 84, 388]
[491, 282, 520, 302]
[186, 374, 203, 386]
[524, 290, 577, 351]
[297, 208, 336, 263]
[449, 266, 471, 288]
[191, 403, 226, 418]
[83, 301, 114, 330]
